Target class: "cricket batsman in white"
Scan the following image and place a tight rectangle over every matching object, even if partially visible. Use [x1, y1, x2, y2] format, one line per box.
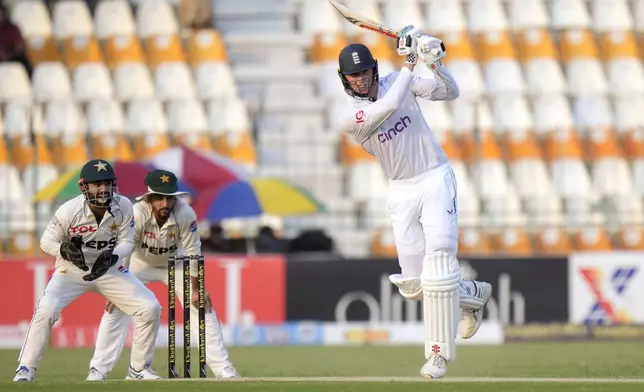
[336, 26, 492, 378]
[14, 159, 162, 382]
[87, 169, 238, 380]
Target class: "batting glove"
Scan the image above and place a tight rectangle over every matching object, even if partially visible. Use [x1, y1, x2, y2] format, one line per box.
[418, 35, 446, 69]
[397, 25, 422, 57]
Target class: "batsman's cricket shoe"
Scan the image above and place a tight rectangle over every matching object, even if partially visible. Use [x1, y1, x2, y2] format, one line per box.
[420, 354, 447, 379]
[86, 367, 107, 381]
[214, 366, 240, 379]
[460, 281, 493, 339]
[125, 365, 161, 380]
[13, 365, 35, 382]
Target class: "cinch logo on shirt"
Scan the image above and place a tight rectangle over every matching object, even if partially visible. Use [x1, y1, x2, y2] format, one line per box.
[378, 116, 411, 143]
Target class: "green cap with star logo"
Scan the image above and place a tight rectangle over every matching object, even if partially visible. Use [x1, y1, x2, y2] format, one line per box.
[79, 159, 117, 184]
[135, 169, 189, 201]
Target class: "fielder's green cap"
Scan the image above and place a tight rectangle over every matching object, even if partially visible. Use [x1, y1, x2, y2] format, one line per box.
[135, 170, 189, 201]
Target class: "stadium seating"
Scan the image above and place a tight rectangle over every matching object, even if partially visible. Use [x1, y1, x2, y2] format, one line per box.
[2, 0, 644, 257]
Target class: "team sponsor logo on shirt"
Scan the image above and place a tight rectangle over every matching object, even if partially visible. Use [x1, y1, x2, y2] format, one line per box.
[355, 110, 365, 124]
[377, 116, 411, 143]
[130, 217, 135, 228]
[69, 225, 97, 234]
[189, 220, 198, 232]
[118, 265, 129, 273]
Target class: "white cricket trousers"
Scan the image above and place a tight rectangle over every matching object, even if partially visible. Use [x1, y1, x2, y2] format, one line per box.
[388, 163, 458, 277]
[89, 257, 233, 376]
[17, 264, 161, 371]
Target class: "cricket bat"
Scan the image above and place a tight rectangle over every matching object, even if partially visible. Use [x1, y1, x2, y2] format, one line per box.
[328, 0, 398, 40]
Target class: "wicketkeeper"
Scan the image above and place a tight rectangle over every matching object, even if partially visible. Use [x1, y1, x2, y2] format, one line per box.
[87, 170, 238, 380]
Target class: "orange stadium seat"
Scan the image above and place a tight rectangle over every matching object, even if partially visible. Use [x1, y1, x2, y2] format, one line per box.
[9, 134, 53, 172]
[103, 35, 146, 70]
[459, 228, 492, 256]
[573, 227, 613, 251]
[87, 99, 134, 162]
[615, 227, 644, 250]
[25, 36, 60, 66]
[585, 128, 623, 162]
[516, 28, 558, 62]
[475, 31, 517, 64]
[370, 228, 397, 258]
[62, 36, 103, 71]
[340, 132, 376, 165]
[186, 29, 227, 68]
[505, 131, 543, 163]
[558, 29, 599, 63]
[309, 32, 347, 63]
[145, 34, 185, 71]
[127, 99, 172, 160]
[534, 226, 573, 255]
[7, 234, 40, 256]
[599, 30, 639, 62]
[460, 129, 503, 165]
[491, 227, 533, 255]
[214, 132, 257, 168]
[543, 128, 584, 163]
[436, 30, 477, 65]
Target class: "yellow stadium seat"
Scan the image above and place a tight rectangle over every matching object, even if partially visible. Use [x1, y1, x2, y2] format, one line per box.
[213, 131, 257, 169]
[615, 227, 644, 250]
[92, 134, 135, 162]
[434, 30, 476, 67]
[573, 227, 613, 251]
[516, 28, 558, 62]
[145, 34, 185, 70]
[491, 227, 533, 255]
[7, 233, 39, 256]
[103, 35, 146, 70]
[370, 228, 397, 258]
[459, 228, 492, 256]
[52, 133, 90, 169]
[475, 31, 517, 64]
[133, 134, 172, 160]
[309, 32, 348, 63]
[186, 29, 227, 68]
[340, 132, 376, 165]
[598, 31, 639, 63]
[62, 36, 103, 71]
[534, 226, 573, 255]
[9, 134, 53, 171]
[25, 36, 60, 66]
[558, 29, 598, 63]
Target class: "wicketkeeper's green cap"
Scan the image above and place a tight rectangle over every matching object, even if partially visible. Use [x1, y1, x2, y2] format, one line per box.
[135, 170, 189, 201]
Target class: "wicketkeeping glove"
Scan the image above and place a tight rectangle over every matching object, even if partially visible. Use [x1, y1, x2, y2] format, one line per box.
[83, 249, 119, 282]
[60, 236, 88, 271]
[417, 35, 446, 69]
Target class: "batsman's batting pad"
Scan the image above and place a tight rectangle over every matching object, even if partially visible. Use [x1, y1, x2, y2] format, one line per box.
[421, 250, 461, 362]
[389, 274, 423, 301]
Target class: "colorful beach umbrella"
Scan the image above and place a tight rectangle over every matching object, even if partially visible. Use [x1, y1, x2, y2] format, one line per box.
[33, 161, 195, 201]
[193, 178, 326, 221]
[145, 146, 251, 194]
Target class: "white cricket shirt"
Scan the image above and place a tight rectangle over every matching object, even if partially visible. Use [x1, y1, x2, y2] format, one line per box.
[337, 66, 459, 180]
[40, 194, 135, 270]
[125, 198, 201, 277]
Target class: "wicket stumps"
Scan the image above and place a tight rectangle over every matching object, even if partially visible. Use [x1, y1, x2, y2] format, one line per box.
[168, 255, 207, 378]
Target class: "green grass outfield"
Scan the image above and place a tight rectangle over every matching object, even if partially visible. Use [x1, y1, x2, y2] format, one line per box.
[1, 342, 643, 391]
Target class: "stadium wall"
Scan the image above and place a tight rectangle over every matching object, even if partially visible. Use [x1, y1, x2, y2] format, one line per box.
[1, 252, 644, 348]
